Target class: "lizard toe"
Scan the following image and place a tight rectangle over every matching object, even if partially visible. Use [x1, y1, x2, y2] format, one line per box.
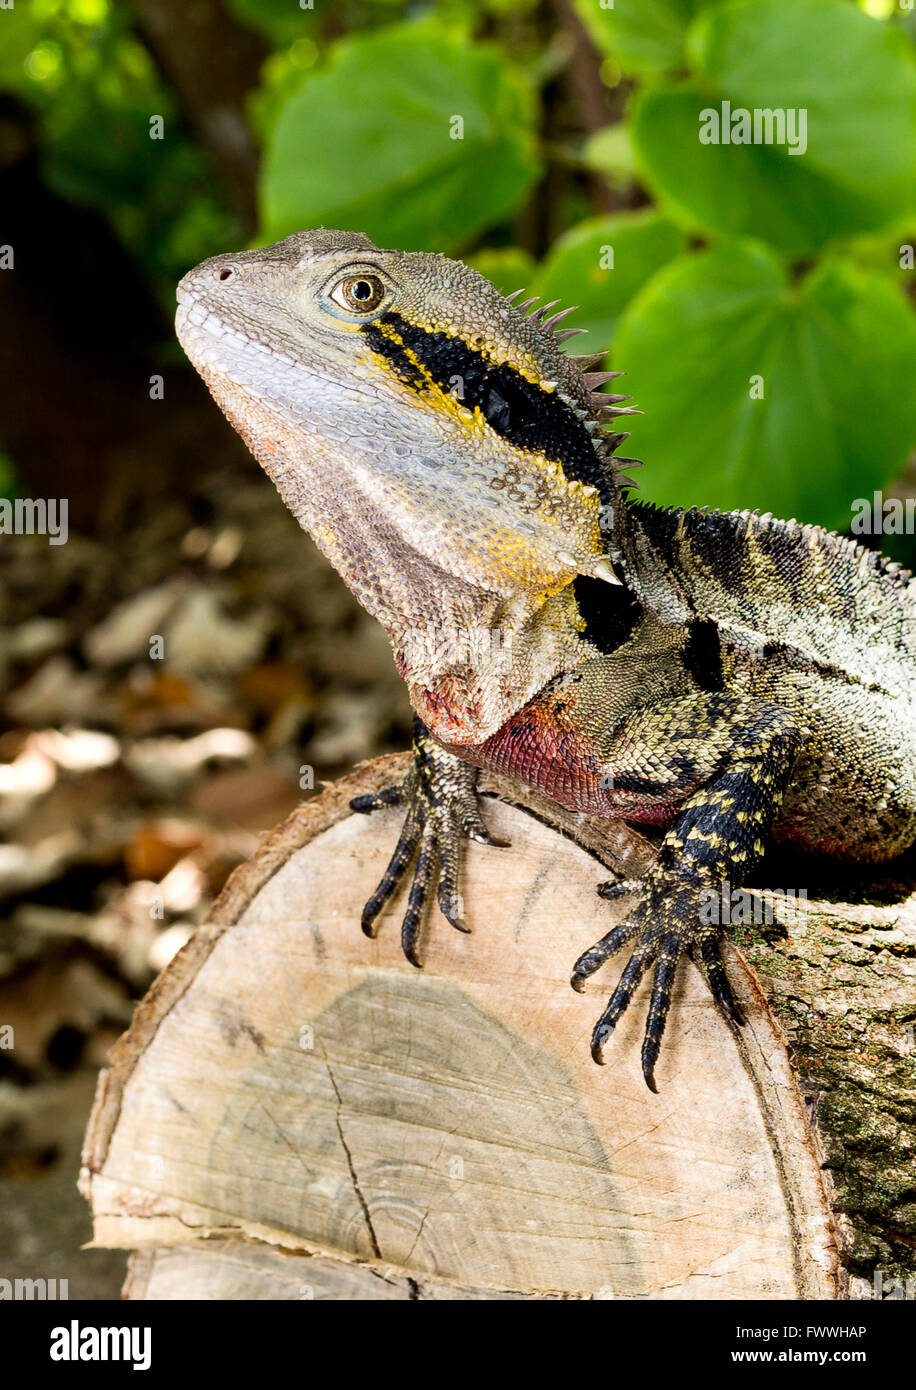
[360, 809, 422, 938]
[571, 916, 640, 992]
[691, 933, 745, 1028]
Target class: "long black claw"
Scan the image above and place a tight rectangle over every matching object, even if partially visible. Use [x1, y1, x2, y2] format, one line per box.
[353, 727, 501, 960]
[640, 945, 678, 1092]
[584, 870, 753, 1085]
[360, 815, 420, 937]
[590, 946, 653, 1063]
[436, 835, 470, 932]
[696, 936, 745, 1027]
[400, 834, 436, 966]
[571, 918, 639, 992]
[351, 785, 406, 813]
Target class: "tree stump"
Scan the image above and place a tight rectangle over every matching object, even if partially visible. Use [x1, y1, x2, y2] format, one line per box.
[80, 755, 916, 1299]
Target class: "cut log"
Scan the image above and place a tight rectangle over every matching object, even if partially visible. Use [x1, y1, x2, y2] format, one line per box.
[81, 754, 915, 1300]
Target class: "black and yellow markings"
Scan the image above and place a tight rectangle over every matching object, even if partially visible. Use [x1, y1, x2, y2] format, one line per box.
[668, 751, 793, 880]
[684, 618, 725, 692]
[572, 574, 643, 656]
[360, 310, 614, 506]
[359, 315, 440, 395]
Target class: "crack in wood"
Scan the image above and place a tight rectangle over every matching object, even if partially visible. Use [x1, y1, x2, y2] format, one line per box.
[323, 1055, 382, 1261]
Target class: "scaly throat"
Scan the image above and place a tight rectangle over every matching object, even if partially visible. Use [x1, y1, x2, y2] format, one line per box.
[201, 368, 595, 743]
[394, 581, 594, 748]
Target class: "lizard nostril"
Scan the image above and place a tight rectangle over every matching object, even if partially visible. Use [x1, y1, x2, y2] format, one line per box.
[217, 266, 235, 283]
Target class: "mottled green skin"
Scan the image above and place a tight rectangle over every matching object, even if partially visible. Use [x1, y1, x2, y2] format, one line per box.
[175, 229, 916, 1089]
[470, 502, 916, 859]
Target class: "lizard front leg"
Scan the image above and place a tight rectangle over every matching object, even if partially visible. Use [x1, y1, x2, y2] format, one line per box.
[574, 696, 801, 1090]
[350, 716, 505, 964]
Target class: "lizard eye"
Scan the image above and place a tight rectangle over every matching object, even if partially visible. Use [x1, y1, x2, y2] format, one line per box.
[328, 274, 386, 315]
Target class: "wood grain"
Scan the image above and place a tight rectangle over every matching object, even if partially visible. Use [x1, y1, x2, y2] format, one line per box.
[81, 757, 841, 1299]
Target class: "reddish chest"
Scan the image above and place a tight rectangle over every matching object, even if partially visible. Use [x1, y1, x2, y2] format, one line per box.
[452, 691, 679, 827]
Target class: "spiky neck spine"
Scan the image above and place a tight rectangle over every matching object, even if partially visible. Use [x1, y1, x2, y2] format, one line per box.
[563, 353, 691, 626]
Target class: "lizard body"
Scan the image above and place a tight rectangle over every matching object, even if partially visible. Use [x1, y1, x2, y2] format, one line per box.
[176, 229, 916, 1088]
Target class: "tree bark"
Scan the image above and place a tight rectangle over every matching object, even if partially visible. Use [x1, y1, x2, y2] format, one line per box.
[125, 0, 266, 232]
[79, 756, 915, 1299]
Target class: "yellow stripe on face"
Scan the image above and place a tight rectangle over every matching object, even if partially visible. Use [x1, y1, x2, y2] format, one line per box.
[367, 320, 477, 426]
[415, 319, 550, 389]
[356, 310, 610, 599]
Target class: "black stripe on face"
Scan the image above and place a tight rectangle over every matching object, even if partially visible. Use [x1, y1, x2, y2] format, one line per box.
[684, 618, 725, 692]
[361, 311, 613, 506]
[360, 320, 427, 392]
[572, 575, 643, 655]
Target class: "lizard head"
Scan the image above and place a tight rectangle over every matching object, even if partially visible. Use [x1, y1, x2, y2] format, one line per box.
[176, 229, 636, 639]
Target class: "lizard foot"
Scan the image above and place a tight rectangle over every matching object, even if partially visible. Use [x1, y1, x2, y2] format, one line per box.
[571, 877, 744, 1091]
[350, 722, 506, 965]
[596, 878, 642, 901]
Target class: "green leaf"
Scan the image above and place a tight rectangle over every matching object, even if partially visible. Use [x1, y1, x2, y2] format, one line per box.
[0, 5, 45, 94]
[465, 247, 538, 297]
[581, 123, 637, 185]
[228, 0, 320, 47]
[632, 0, 916, 255]
[614, 241, 916, 530]
[260, 24, 541, 252]
[573, 0, 713, 75]
[530, 211, 686, 348]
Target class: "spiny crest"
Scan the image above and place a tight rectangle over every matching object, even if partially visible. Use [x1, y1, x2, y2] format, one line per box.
[504, 287, 644, 491]
[639, 501, 916, 595]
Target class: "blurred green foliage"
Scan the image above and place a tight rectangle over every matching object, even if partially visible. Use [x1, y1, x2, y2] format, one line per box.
[1, 0, 242, 291]
[261, 24, 541, 252]
[529, 211, 686, 346]
[630, 0, 916, 255]
[6, 0, 916, 533]
[0, 450, 13, 497]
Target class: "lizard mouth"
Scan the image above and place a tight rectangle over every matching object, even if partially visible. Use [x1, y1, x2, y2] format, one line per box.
[175, 283, 214, 350]
[176, 271, 310, 382]
[174, 285, 191, 331]
[175, 284, 228, 343]
[174, 278, 199, 329]
[174, 299, 234, 375]
[175, 288, 289, 382]
[175, 277, 243, 357]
